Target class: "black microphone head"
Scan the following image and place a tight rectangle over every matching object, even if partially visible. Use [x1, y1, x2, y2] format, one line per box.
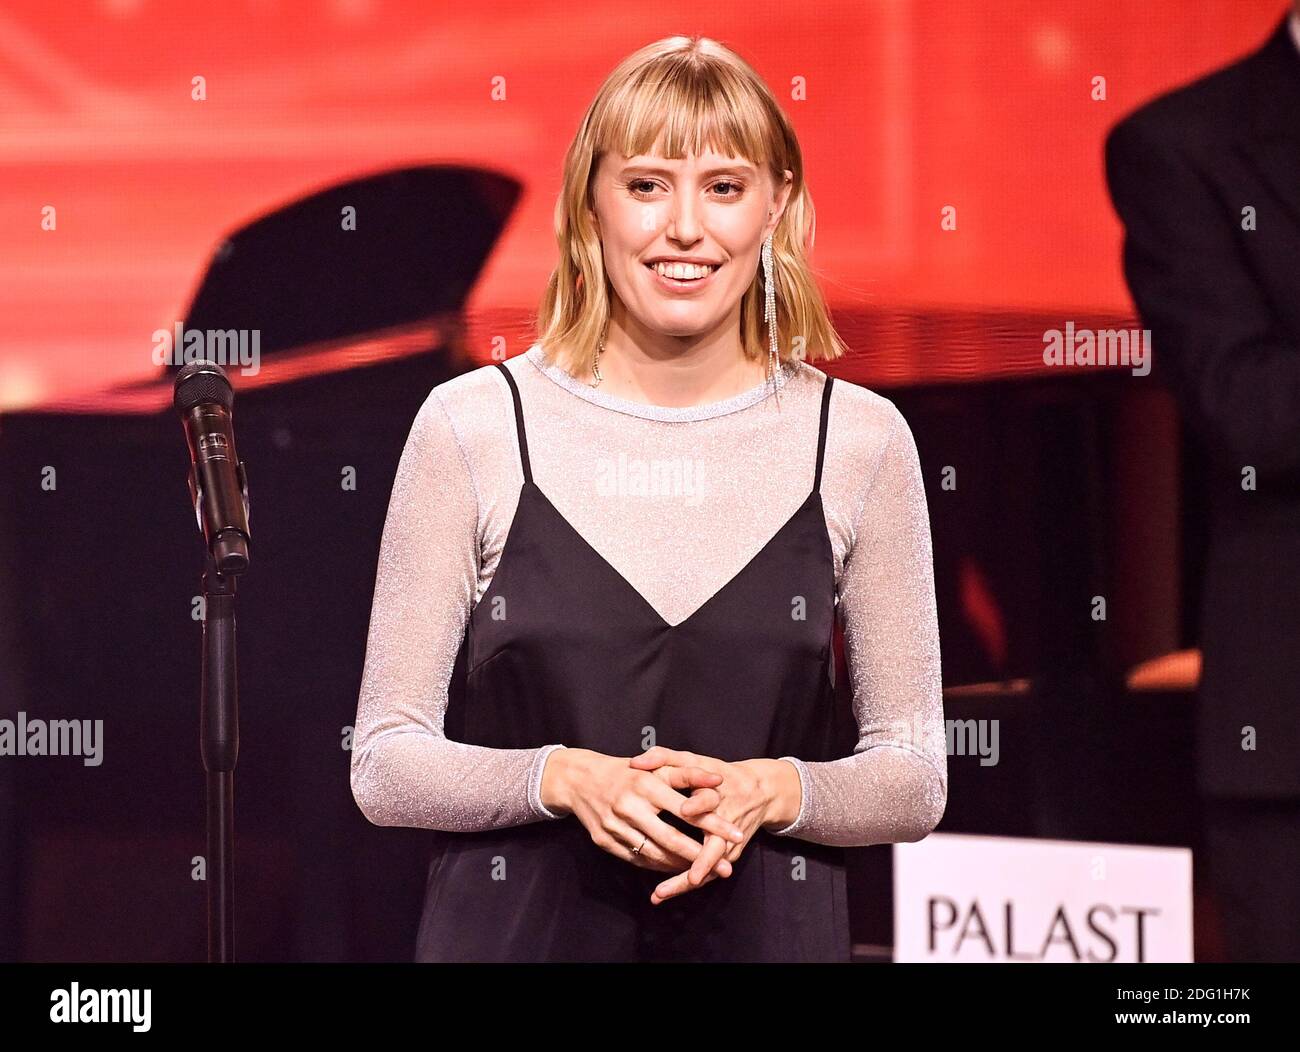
[174, 360, 235, 415]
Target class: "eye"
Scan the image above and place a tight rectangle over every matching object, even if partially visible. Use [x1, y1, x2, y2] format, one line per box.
[624, 178, 746, 200]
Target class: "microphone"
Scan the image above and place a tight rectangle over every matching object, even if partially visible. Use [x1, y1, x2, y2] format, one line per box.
[174, 360, 251, 575]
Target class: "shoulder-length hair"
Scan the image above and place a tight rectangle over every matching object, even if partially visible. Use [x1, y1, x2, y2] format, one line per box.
[535, 35, 849, 378]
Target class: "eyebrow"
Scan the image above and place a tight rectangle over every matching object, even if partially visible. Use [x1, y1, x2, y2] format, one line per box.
[618, 163, 757, 178]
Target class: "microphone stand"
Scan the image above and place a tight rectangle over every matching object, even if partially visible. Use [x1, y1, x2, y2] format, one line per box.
[176, 359, 250, 963]
[201, 553, 239, 963]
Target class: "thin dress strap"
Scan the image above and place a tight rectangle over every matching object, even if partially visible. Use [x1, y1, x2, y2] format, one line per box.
[812, 374, 834, 493]
[494, 362, 533, 484]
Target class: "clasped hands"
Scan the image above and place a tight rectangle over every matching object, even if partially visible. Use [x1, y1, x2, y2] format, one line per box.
[545, 744, 800, 906]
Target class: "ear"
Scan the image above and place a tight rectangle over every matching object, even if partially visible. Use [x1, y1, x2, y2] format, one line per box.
[767, 169, 794, 236]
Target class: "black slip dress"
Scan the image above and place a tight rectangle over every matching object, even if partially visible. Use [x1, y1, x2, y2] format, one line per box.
[416, 361, 853, 962]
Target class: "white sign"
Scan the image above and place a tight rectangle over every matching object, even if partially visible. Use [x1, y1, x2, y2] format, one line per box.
[894, 833, 1193, 962]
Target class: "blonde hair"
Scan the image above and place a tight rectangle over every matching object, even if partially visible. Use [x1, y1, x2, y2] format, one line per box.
[535, 35, 849, 378]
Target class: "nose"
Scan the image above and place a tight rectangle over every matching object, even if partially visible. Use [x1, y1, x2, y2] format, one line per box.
[667, 189, 702, 244]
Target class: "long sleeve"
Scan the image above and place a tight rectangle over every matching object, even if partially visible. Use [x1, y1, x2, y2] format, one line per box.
[1104, 115, 1300, 480]
[349, 388, 566, 830]
[771, 402, 948, 847]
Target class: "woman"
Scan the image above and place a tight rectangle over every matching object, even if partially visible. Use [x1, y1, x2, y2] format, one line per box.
[350, 35, 946, 963]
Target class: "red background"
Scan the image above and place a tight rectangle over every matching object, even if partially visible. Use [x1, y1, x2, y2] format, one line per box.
[1, 0, 1286, 407]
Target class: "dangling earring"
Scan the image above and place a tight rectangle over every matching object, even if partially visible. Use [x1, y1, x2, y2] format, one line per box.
[761, 226, 783, 390]
[590, 330, 604, 388]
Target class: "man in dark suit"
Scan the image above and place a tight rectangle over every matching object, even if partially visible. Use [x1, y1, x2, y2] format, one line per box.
[1105, 9, 1300, 962]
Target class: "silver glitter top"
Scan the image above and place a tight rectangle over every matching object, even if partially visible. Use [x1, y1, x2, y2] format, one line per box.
[350, 343, 947, 847]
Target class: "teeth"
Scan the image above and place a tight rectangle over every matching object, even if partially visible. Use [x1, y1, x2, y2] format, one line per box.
[651, 262, 716, 280]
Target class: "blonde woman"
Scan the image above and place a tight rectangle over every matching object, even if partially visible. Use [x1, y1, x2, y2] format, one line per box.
[350, 35, 947, 962]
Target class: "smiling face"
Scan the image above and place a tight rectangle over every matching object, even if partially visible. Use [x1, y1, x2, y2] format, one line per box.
[590, 143, 792, 343]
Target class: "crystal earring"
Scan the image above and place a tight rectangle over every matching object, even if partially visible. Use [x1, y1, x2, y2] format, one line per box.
[591, 331, 604, 388]
[761, 230, 782, 390]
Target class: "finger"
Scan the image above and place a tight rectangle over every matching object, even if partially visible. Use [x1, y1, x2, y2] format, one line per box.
[607, 789, 718, 865]
[668, 783, 747, 845]
[667, 839, 731, 900]
[600, 813, 690, 871]
[651, 867, 721, 904]
[628, 746, 702, 770]
[649, 850, 734, 902]
[634, 833, 732, 880]
[681, 833, 735, 882]
[688, 805, 746, 845]
[639, 775, 744, 843]
[688, 833, 729, 886]
[645, 828, 736, 902]
[651, 764, 723, 792]
[679, 786, 720, 816]
[631, 809, 718, 864]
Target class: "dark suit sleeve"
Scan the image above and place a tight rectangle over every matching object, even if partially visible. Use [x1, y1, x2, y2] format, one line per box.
[1104, 116, 1300, 479]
